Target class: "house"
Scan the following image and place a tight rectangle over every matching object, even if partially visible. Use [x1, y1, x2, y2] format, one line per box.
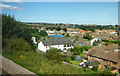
[59, 30, 65, 34]
[46, 29, 56, 35]
[87, 44, 120, 73]
[31, 37, 37, 44]
[78, 29, 87, 34]
[90, 38, 101, 45]
[67, 28, 79, 36]
[38, 37, 74, 52]
[95, 29, 101, 34]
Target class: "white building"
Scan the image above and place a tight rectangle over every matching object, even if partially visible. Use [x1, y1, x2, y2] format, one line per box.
[31, 37, 37, 44]
[90, 38, 101, 45]
[38, 37, 74, 52]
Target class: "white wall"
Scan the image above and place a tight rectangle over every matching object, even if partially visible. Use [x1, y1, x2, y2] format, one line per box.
[38, 42, 49, 52]
[31, 37, 37, 44]
[38, 42, 73, 52]
[90, 38, 98, 45]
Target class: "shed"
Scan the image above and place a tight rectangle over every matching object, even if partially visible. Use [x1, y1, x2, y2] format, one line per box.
[75, 56, 82, 61]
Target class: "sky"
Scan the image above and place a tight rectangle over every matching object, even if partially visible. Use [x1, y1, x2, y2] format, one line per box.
[2, 2, 118, 25]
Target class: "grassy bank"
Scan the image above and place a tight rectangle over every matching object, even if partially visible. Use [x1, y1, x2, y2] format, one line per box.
[3, 51, 97, 74]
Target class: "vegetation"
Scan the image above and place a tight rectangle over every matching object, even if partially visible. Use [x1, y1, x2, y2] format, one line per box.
[101, 68, 112, 75]
[105, 42, 109, 46]
[62, 28, 67, 32]
[2, 38, 97, 74]
[91, 66, 98, 72]
[93, 40, 101, 46]
[46, 27, 55, 30]
[3, 14, 31, 42]
[39, 30, 48, 37]
[83, 33, 92, 40]
[75, 25, 116, 30]
[46, 48, 62, 63]
[65, 33, 70, 37]
[70, 60, 79, 66]
[102, 39, 120, 44]
[55, 27, 61, 31]
[2, 14, 39, 50]
[2, 14, 115, 75]
[70, 46, 92, 55]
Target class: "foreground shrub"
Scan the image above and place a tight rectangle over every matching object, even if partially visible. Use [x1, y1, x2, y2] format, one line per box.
[46, 48, 62, 63]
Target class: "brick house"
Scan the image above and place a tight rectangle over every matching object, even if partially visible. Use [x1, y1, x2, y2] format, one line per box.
[87, 44, 120, 73]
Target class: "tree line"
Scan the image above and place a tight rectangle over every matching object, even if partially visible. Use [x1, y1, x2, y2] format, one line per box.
[2, 14, 40, 50]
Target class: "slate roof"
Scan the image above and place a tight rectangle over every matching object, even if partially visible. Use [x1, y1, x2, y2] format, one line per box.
[87, 60, 100, 66]
[88, 45, 120, 62]
[43, 37, 73, 46]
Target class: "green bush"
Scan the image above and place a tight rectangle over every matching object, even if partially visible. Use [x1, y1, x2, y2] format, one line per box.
[39, 30, 48, 37]
[70, 55, 75, 60]
[66, 33, 70, 37]
[46, 48, 62, 63]
[83, 33, 92, 40]
[101, 68, 112, 75]
[2, 38, 33, 53]
[91, 66, 98, 72]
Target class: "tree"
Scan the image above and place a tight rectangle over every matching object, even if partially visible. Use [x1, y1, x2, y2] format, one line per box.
[2, 14, 33, 43]
[89, 28, 95, 32]
[83, 33, 92, 40]
[39, 30, 48, 37]
[62, 28, 67, 32]
[66, 33, 70, 37]
[46, 48, 62, 63]
[101, 68, 112, 75]
[55, 27, 61, 31]
[105, 42, 109, 46]
[91, 66, 98, 72]
[70, 46, 83, 55]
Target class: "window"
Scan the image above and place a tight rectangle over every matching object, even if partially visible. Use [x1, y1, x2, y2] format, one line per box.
[64, 45, 66, 47]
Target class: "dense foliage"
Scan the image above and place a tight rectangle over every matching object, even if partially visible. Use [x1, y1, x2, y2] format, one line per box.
[62, 28, 67, 32]
[3, 38, 32, 53]
[46, 48, 62, 63]
[83, 33, 92, 40]
[2, 14, 42, 50]
[75, 25, 116, 30]
[66, 33, 70, 37]
[102, 39, 120, 44]
[70, 46, 92, 55]
[39, 30, 48, 37]
[2, 14, 33, 43]
[55, 27, 61, 31]
[91, 66, 98, 72]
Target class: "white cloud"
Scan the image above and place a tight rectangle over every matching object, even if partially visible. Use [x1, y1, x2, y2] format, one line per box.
[0, 4, 23, 10]
[2, 0, 22, 2]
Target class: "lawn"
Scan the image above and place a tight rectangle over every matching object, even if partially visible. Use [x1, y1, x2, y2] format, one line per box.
[70, 60, 80, 66]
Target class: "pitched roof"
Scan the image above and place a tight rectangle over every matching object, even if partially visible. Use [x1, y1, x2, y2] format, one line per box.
[88, 45, 120, 62]
[43, 37, 73, 46]
[87, 60, 100, 66]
